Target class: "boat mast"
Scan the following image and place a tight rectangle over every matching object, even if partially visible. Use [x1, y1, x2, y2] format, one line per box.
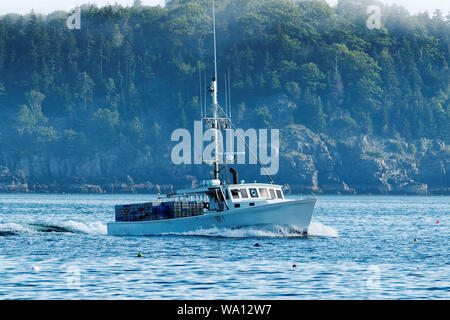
[213, 0, 218, 86]
[202, 0, 229, 181]
[212, 0, 219, 180]
[201, 0, 274, 185]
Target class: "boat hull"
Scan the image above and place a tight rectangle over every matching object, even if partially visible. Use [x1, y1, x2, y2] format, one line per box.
[107, 198, 316, 236]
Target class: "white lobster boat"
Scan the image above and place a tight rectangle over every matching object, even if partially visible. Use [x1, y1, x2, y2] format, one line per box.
[108, 180, 316, 236]
[107, 0, 316, 236]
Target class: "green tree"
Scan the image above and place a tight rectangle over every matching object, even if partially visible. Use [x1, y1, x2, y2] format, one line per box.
[298, 63, 325, 92]
[301, 89, 325, 132]
[255, 106, 272, 128]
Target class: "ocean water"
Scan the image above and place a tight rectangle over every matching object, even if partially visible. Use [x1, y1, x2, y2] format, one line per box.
[0, 194, 448, 300]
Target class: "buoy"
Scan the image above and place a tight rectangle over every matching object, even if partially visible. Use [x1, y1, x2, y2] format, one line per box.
[414, 238, 418, 243]
[254, 243, 261, 247]
[137, 253, 142, 257]
[32, 265, 40, 272]
[292, 264, 297, 268]
[436, 221, 440, 224]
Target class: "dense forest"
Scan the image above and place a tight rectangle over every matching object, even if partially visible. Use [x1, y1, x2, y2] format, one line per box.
[0, 0, 448, 193]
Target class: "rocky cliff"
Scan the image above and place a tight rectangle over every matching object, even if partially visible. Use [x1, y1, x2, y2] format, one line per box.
[0, 125, 448, 195]
[281, 126, 448, 195]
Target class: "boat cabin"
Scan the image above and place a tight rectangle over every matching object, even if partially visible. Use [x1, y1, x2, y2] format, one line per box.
[171, 180, 286, 213]
[224, 183, 285, 209]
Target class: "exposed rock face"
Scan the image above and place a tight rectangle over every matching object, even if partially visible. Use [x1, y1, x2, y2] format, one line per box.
[280, 153, 320, 193]
[0, 166, 28, 192]
[343, 155, 390, 194]
[279, 126, 447, 195]
[417, 151, 447, 193]
[281, 125, 352, 194]
[0, 126, 448, 195]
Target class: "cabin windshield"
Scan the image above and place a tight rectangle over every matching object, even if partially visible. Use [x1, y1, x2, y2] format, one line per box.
[226, 186, 283, 201]
[259, 188, 269, 199]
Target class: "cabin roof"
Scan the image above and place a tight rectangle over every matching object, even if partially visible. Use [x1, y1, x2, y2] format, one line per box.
[227, 183, 283, 189]
[173, 183, 283, 196]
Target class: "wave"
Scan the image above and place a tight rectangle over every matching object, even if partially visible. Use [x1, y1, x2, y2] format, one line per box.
[0, 220, 107, 236]
[163, 221, 338, 238]
[0, 222, 36, 236]
[28, 223, 74, 233]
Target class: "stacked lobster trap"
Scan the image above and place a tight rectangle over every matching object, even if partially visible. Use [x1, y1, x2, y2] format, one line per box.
[115, 201, 205, 222]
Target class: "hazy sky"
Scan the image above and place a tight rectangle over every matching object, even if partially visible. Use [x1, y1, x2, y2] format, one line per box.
[0, 0, 448, 15]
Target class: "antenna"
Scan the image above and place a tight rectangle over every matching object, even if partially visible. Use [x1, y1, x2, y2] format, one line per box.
[199, 66, 203, 118]
[227, 68, 231, 119]
[204, 73, 207, 116]
[224, 74, 228, 117]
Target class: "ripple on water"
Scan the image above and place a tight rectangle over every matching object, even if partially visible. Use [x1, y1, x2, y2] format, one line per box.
[0, 194, 448, 299]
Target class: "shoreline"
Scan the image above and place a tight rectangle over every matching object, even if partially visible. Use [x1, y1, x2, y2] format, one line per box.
[0, 190, 448, 196]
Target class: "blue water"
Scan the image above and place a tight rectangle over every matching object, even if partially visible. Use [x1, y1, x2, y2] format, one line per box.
[0, 194, 448, 299]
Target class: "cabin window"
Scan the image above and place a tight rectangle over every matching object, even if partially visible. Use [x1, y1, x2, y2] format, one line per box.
[276, 189, 283, 199]
[249, 188, 258, 198]
[269, 189, 276, 199]
[240, 189, 249, 198]
[249, 203, 255, 206]
[259, 188, 269, 199]
[234, 204, 240, 208]
[231, 189, 240, 199]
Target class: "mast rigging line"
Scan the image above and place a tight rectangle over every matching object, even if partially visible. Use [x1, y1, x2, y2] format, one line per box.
[214, 103, 275, 185]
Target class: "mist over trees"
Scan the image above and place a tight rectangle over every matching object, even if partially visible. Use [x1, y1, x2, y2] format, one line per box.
[0, 0, 448, 160]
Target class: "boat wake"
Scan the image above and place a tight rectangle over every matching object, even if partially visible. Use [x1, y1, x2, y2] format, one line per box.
[0, 220, 107, 236]
[163, 221, 338, 238]
[0, 221, 336, 238]
[308, 221, 339, 237]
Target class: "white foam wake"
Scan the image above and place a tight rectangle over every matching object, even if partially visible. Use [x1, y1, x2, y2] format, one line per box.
[164, 222, 338, 238]
[308, 221, 339, 237]
[60, 220, 108, 235]
[0, 222, 36, 235]
[0, 220, 107, 235]
[0, 220, 337, 238]
[169, 225, 302, 238]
